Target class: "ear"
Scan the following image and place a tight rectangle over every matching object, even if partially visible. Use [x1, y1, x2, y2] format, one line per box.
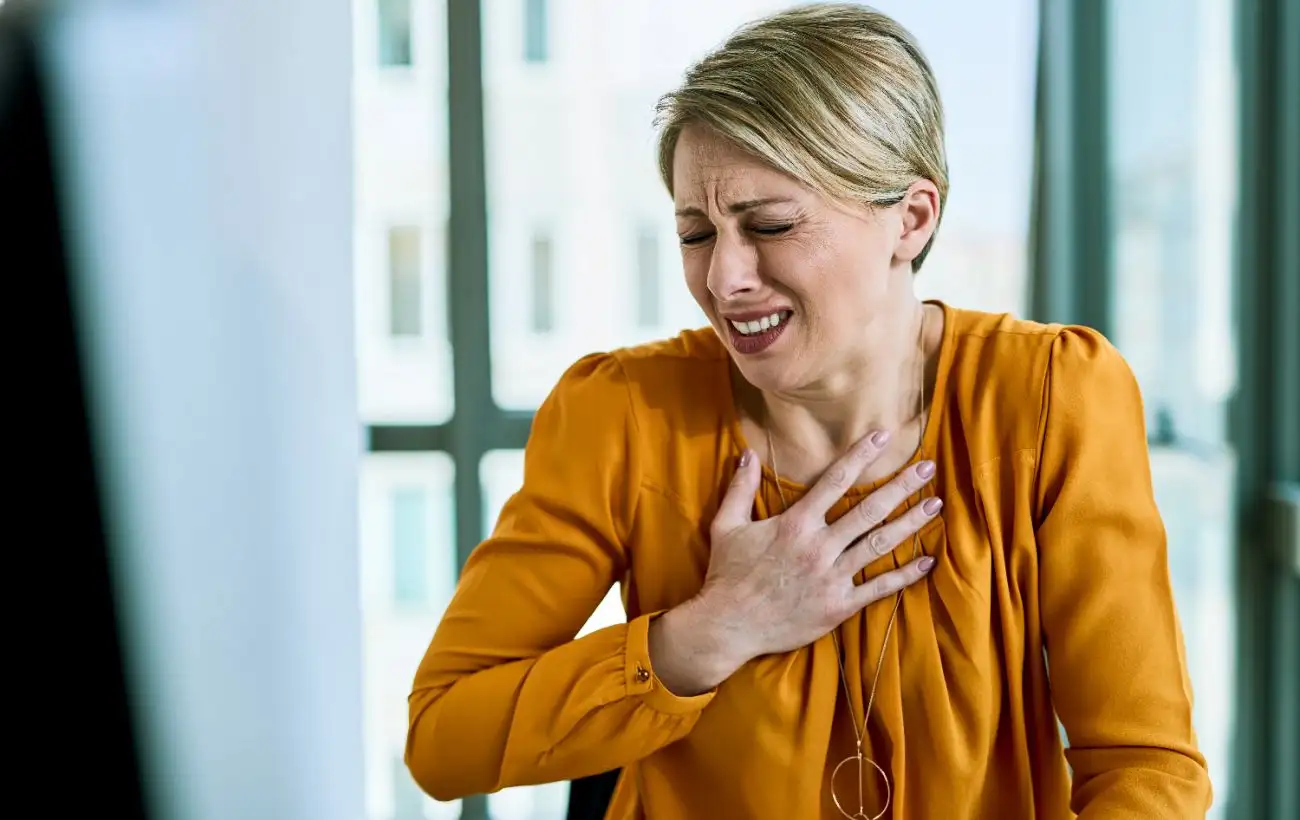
[894, 179, 941, 266]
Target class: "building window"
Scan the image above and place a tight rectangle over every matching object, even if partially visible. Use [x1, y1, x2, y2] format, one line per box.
[636, 227, 661, 328]
[392, 487, 429, 606]
[530, 233, 555, 333]
[523, 0, 548, 64]
[392, 754, 425, 820]
[377, 0, 413, 68]
[388, 226, 423, 337]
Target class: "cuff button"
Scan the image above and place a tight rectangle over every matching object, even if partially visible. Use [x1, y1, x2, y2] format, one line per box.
[634, 663, 650, 683]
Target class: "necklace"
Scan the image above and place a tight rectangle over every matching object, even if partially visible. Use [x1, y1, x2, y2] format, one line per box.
[763, 308, 929, 820]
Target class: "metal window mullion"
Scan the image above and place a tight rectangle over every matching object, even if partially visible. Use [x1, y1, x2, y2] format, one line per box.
[1264, 2, 1298, 817]
[1029, 0, 1111, 333]
[447, 0, 493, 817]
[447, 0, 493, 566]
[1231, 0, 1300, 817]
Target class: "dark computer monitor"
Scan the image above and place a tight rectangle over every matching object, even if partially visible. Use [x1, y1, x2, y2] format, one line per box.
[1, 6, 147, 815]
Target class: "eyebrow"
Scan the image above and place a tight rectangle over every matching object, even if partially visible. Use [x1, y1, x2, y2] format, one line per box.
[674, 197, 795, 218]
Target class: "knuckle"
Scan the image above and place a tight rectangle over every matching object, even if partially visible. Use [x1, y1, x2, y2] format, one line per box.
[861, 436, 887, 461]
[896, 471, 921, 493]
[821, 585, 851, 620]
[776, 512, 808, 541]
[794, 545, 822, 572]
[857, 498, 887, 525]
[868, 530, 890, 557]
[823, 464, 850, 488]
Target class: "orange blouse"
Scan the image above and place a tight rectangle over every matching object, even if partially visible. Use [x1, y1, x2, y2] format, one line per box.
[406, 303, 1211, 818]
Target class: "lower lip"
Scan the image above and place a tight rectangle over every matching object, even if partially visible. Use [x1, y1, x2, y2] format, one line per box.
[728, 317, 790, 355]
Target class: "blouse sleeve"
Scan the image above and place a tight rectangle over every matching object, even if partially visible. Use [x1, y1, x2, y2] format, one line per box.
[1034, 327, 1212, 817]
[405, 352, 714, 801]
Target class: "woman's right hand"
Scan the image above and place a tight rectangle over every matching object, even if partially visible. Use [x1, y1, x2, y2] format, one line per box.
[648, 431, 939, 695]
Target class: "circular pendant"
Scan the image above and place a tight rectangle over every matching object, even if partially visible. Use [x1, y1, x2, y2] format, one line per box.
[830, 752, 891, 820]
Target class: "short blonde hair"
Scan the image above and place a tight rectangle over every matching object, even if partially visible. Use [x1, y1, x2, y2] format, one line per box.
[655, 3, 949, 271]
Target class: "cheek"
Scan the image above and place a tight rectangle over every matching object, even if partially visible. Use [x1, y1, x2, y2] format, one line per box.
[770, 244, 882, 327]
[681, 254, 713, 308]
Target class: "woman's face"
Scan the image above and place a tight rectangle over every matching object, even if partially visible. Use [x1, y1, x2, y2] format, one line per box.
[672, 125, 930, 396]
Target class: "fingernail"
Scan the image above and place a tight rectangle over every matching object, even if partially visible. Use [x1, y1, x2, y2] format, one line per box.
[916, 460, 936, 478]
[738, 449, 752, 468]
[870, 430, 890, 447]
[922, 497, 943, 515]
[919, 556, 936, 572]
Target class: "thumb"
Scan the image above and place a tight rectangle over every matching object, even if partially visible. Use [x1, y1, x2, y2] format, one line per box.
[714, 449, 761, 531]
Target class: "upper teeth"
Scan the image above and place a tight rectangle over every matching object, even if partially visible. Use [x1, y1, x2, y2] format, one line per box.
[730, 312, 785, 335]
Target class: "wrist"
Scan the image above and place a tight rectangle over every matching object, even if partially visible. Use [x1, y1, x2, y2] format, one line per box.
[648, 595, 748, 695]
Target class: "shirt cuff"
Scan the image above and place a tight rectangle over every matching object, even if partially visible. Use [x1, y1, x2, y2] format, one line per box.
[623, 611, 717, 715]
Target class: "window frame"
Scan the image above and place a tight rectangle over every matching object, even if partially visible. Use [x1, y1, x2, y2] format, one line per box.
[365, 5, 530, 815]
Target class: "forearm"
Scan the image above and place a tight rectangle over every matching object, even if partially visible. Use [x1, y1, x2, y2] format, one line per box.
[1066, 745, 1211, 818]
[406, 614, 714, 800]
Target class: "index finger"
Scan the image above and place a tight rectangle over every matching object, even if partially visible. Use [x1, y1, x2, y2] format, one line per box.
[788, 429, 891, 520]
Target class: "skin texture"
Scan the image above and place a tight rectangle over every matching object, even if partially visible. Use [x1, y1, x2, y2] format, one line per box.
[649, 126, 944, 696]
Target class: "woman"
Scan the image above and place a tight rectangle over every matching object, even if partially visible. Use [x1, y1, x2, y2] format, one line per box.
[406, 4, 1211, 817]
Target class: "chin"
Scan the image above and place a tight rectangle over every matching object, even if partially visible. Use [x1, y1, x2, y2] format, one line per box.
[728, 350, 803, 395]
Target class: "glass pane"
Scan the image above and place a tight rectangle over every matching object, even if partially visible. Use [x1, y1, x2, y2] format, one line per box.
[355, 0, 455, 814]
[484, 0, 1037, 410]
[878, 1, 1037, 318]
[523, 0, 549, 64]
[377, 0, 414, 68]
[479, 450, 626, 819]
[360, 453, 460, 820]
[388, 226, 424, 337]
[636, 225, 662, 328]
[1107, 0, 1236, 812]
[391, 487, 431, 605]
[355, 0, 453, 424]
[530, 232, 555, 333]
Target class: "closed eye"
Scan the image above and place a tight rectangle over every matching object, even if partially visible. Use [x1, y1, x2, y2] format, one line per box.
[679, 223, 792, 245]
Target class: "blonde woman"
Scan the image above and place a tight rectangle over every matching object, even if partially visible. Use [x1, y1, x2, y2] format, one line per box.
[406, 4, 1211, 817]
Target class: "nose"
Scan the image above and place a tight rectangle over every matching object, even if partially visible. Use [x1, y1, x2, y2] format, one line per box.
[706, 231, 762, 303]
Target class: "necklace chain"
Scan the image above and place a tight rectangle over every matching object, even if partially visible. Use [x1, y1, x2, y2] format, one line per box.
[762, 308, 928, 820]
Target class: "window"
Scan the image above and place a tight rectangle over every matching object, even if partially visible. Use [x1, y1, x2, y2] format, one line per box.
[392, 754, 425, 820]
[1107, 0, 1236, 810]
[636, 227, 661, 328]
[392, 487, 429, 606]
[530, 233, 555, 333]
[358, 454, 457, 819]
[523, 0, 549, 64]
[389, 225, 423, 337]
[377, 0, 413, 68]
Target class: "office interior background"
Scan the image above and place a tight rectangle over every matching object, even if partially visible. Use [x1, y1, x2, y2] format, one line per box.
[3, 0, 1295, 818]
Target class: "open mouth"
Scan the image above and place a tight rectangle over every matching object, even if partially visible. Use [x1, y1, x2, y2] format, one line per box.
[726, 310, 793, 355]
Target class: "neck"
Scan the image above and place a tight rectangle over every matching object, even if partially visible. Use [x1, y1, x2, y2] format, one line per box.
[761, 297, 932, 458]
